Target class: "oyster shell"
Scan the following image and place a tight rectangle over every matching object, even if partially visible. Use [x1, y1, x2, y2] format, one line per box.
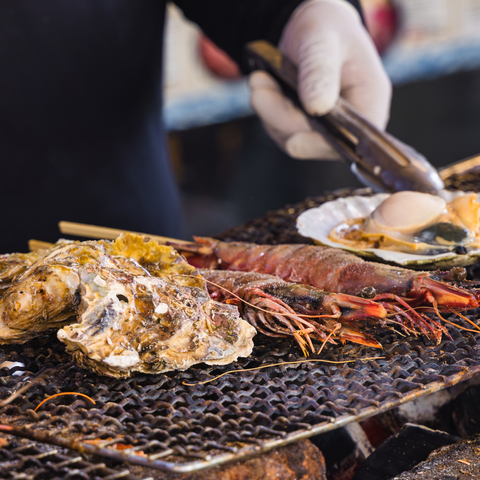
[0, 250, 43, 297]
[0, 236, 256, 376]
[58, 265, 255, 378]
[0, 242, 104, 343]
[296, 190, 480, 268]
[0, 241, 137, 343]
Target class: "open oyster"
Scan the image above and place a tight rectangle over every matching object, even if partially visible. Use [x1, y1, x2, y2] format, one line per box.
[0, 250, 43, 297]
[297, 190, 480, 268]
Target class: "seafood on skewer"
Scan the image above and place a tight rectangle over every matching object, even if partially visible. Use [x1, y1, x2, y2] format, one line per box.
[176, 238, 480, 343]
[198, 269, 386, 352]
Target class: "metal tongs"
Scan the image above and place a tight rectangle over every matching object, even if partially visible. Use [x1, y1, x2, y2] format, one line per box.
[245, 40, 444, 194]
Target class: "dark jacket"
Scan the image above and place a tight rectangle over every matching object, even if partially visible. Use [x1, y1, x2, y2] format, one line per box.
[0, 0, 360, 252]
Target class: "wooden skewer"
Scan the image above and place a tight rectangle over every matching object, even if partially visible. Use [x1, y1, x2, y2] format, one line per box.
[29, 239, 55, 251]
[58, 221, 196, 246]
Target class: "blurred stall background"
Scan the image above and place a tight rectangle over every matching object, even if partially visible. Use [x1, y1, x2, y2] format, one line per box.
[163, 0, 480, 239]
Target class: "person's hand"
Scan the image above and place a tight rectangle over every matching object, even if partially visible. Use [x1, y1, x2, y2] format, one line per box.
[249, 0, 392, 160]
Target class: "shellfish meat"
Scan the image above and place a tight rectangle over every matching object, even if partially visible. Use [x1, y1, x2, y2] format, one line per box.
[297, 190, 480, 268]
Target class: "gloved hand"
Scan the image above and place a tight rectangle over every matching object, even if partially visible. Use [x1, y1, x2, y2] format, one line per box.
[249, 0, 392, 160]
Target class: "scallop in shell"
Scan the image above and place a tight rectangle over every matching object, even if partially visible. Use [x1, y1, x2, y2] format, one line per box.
[296, 190, 480, 269]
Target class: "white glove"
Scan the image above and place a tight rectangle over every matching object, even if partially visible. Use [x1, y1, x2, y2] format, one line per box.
[249, 0, 392, 160]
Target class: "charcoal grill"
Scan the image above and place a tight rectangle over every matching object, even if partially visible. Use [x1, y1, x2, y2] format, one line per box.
[1, 322, 480, 475]
[2, 184, 480, 476]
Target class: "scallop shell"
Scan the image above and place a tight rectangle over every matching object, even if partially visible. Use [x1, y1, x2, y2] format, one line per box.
[296, 190, 480, 269]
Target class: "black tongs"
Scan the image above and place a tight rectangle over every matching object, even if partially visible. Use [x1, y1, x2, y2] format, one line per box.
[245, 40, 444, 194]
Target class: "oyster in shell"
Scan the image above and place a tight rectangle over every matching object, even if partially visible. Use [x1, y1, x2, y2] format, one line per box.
[0, 250, 43, 297]
[57, 263, 255, 378]
[0, 236, 256, 376]
[0, 242, 103, 343]
[0, 241, 135, 343]
[297, 190, 480, 268]
[102, 232, 204, 288]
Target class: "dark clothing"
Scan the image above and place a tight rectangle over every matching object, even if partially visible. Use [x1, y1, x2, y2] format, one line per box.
[0, 0, 360, 252]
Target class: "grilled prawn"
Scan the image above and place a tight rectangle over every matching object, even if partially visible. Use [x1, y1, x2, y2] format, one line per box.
[179, 238, 480, 343]
[199, 269, 386, 352]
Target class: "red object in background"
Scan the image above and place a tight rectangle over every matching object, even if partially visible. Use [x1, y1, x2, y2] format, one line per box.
[362, 0, 398, 54]
[198, 35, 241, 79]
[360, 417, 392, 448]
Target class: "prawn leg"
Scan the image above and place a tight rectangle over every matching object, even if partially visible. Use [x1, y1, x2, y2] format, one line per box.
[199, 269, 384, 352]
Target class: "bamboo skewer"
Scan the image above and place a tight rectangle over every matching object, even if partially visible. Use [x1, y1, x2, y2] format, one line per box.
[29, 222, 207, 253]
[58, 221, 196, 246]
[28, 239, 55, 251]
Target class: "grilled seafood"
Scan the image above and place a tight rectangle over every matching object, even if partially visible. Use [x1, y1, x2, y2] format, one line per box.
[0, 242, 101, 343]
[102, 233, 202, 287]
[0, 262, 80, 343]
[329, 191, 480, 255]
[180, 238, 480, 343]
[199, 269, 386, 352]
[0, 250, 42, 295]
[297, 190, 480, 269]
[58, 265, 255, 378]
[0, 241, 146, 343]
[0, 236, 256, 376]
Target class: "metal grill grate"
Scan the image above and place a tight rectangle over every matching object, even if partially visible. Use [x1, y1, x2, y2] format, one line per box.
[0, 438, 154, 480]
[1, 324, 480, 473]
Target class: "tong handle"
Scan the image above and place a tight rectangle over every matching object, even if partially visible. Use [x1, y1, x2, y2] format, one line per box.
[245, 40, 357, 162]
[245, 40, 444, 194]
